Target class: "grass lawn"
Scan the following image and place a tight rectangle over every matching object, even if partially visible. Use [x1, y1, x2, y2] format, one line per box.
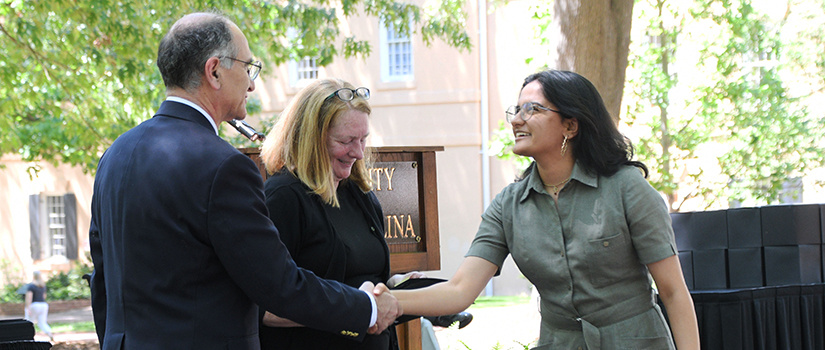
[468, 295, 531, 309]
[46, 321, 96, 334]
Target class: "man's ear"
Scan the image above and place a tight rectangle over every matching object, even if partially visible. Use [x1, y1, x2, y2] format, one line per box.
[564, 118, 579, 138]
[204, 57, 222, 89]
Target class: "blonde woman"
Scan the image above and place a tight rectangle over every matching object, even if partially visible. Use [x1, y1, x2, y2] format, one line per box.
[258, 78, 427, 349]
[25, 271, 53, 341]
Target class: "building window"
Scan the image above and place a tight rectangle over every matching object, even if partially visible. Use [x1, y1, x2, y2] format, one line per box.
[47, 196, 67, 257]
[779, 177, 803, 204]
[380, 19, 414, 81]
[289, 57, 319, 86]
[29, 193, 78, 260]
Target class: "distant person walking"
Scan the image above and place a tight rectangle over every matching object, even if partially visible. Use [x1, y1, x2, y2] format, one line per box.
[24, 271, 53, 341]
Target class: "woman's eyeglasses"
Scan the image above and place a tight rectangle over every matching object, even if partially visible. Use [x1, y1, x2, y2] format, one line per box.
[505, 102, 559, 123]
[326, 87, 370, 102]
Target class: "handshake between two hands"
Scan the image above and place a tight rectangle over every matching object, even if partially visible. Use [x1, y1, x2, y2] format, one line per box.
[360, 271, 426, 335]
[360, 281, 402, 335]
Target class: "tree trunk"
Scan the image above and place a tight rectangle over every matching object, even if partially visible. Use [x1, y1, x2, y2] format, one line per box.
[553, 0, 635, 123]
[656, 1, 677, 211]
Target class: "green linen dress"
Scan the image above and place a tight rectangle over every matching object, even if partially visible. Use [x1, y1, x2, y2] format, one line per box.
[467, 162, 679, 350]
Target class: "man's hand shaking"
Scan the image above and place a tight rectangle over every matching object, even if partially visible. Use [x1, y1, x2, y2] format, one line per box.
[359, 282, 402, 334]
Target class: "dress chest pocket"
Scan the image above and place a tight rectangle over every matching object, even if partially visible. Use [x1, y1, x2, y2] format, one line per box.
[584, 232, 636, 287]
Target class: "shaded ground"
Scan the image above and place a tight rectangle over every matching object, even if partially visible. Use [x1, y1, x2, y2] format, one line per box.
[5, 300, 540, 350]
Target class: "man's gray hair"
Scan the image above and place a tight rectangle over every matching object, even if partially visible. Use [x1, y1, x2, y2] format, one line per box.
[156, 13, 238, 91]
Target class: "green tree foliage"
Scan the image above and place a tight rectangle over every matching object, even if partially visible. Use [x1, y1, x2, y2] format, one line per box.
[624, 0, 704, 210]
[624, 0, 825, 210]
[491, 0, 825, 210]
[489, 120, 530, 172]
[44, 261, 94, 300]
[0, 0, 471, 174]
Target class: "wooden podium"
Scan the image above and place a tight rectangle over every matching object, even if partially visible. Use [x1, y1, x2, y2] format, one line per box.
[240, 146, 444, 350]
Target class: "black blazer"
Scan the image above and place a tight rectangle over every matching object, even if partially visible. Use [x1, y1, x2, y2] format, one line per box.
[89, 101, 372, 350]
[259, 170, 396, 349]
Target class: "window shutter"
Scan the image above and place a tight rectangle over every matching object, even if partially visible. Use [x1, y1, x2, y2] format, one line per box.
[64, 193, 78, 260]
[29, 194, 41, 260]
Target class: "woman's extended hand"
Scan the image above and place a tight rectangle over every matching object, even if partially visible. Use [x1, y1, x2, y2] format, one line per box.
[386, 271, 426, 288]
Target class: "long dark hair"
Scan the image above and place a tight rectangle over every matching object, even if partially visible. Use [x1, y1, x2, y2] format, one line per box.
[521, 70, 648, 178]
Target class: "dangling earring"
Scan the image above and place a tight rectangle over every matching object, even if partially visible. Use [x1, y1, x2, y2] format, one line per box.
[560, 134, 569, 157]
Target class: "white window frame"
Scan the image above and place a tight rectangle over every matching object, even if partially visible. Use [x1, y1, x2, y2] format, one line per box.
[46, 195, 67, 257]
[379, 19, 414, 82]
[288, 56, 319, 87]
[286, 27, 320, 87]
[29, 193, 77, 261]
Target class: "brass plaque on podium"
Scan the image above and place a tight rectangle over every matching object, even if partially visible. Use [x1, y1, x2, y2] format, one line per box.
[370, 161, 421, 245]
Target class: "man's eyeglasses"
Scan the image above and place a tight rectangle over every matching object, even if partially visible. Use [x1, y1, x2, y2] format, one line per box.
[326, 87, 370, 102]
[219, 56, 262, 81]
[505, 102, 560, 123]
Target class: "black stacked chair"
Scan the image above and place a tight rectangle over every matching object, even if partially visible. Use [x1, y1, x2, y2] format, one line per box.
[0, 319, 51, 349]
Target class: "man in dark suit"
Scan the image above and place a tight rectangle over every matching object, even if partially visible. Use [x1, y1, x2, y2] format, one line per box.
[89, 12, 401, 349]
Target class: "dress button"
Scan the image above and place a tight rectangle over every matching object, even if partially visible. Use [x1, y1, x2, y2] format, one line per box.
[603, 241, 609, 247]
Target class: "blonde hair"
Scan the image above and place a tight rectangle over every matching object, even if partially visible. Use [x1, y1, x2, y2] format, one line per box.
[260, 78, 373, 207]
[32, 271, 46, 287]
